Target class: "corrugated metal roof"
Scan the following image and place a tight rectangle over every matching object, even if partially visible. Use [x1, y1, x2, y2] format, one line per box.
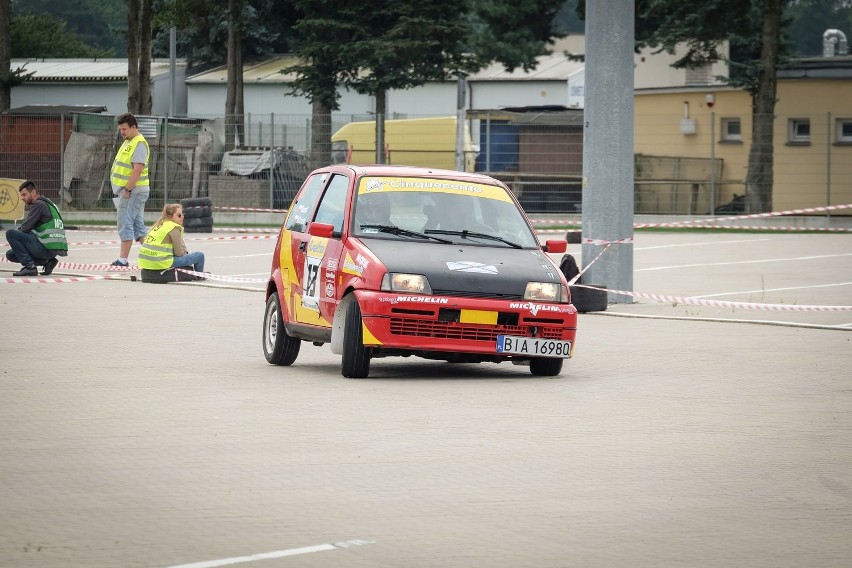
[11, 59, 186, 82]
[185, 53, 580, 84]
[468, 53, 584, 81]
[185, 56, 302, 84]
[7, 104, 108, 114]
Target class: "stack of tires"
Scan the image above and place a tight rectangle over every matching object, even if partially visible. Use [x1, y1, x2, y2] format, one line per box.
[180, 197, 214, 233]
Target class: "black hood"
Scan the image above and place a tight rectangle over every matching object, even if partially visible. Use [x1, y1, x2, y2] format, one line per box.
[361, 239, 562, 297]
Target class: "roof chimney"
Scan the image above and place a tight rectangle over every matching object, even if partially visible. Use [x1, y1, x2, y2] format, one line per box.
[823, 29, 848, 57]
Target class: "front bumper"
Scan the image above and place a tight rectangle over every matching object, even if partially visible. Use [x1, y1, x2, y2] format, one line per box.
[355, 290, 577, 357]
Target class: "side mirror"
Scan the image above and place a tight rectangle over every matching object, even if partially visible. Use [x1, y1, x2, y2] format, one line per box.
[309, 222, 334, 239]
[543, 240, 567, 254]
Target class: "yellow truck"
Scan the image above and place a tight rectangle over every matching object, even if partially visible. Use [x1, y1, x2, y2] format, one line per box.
[331, 116, 475, 172]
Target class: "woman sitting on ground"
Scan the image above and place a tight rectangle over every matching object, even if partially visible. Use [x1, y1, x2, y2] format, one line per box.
[138, 203, 206, 275]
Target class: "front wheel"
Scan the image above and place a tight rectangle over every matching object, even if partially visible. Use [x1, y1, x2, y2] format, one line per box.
[263, 293, 301, 365]
[529, 357, 563, 377]
[341, 300, 372, 378]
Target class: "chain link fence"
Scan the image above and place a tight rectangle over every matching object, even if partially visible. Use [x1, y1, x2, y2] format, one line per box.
[1, 110, 849, 216]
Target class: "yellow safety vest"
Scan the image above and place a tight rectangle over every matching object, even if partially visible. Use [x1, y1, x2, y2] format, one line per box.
[111, 134, 150, 189]
[138, 220, 180, 270]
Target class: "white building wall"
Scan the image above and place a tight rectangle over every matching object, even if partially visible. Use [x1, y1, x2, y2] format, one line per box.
[468, 81, 567, 109]
[11, 83, 127, 113]
[12, 71, 188, 116]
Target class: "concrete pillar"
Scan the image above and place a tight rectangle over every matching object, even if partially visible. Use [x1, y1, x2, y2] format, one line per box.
[582, 0, 635, 302]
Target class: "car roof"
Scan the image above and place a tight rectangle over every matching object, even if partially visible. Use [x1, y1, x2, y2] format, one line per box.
[322, 164, 505, 185]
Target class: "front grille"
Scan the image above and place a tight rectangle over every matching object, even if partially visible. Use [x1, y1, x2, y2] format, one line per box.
[389, 318, 565, 341]
[431, 289, 525, 300]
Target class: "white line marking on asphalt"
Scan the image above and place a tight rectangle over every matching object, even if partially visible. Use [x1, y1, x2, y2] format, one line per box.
[636, 252, 852, 271]
[212, 253, 272, 258]
[692, 281, 852, 298]
[165, 539, 374, 568]
[636, 238, 771, 250]
[594, 311, 851, 331]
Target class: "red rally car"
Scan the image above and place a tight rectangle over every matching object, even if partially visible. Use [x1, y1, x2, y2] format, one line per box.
[263, 165, 578, 378]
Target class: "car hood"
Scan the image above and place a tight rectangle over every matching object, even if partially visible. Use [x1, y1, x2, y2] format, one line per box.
[361, 239, 562, 297]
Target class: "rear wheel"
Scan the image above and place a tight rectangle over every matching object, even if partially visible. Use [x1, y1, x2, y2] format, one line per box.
[341, 300, 372, 378]
[263, 293, 300, 365]
[530, 357, 563, 376]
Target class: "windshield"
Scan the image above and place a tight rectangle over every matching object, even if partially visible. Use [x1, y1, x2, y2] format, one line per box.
[352, 176, 539, 248]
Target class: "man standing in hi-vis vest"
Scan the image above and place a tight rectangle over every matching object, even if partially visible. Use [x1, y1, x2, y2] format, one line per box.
[109, 113, 150, 267]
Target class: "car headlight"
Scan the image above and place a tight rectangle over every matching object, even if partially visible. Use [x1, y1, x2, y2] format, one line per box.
[381, 273, 433, 294]
[524, 281, 567, 303]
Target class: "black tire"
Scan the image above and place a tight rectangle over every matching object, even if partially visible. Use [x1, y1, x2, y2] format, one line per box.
[566, 230, 582, 244]
[184, 225, 213, 233]
[140, 268, 199, 283]
[341, 300, 372, 378]
[263, 293, 301, 366]
[183, 205, 212, 218]
[530, 357, 563, 376]
[180, 197, 213, 208]
[184, 216, 214, 229]
[570, 284, 608, 313]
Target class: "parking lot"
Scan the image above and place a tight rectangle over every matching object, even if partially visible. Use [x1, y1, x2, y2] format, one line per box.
[1, 228, 851, 567]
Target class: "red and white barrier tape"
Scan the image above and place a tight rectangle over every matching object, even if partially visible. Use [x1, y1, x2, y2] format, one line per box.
[529, 202, 852, 226]
[551, 226, 852, 236]
[579, 284, 852, 312]
[0, 257, 136, 271]
[174, 268, 266, 284]
[214, 206, 287, 213]
[568, 243, 612, 285]
[1, 274, 124, 284]
[635, 202, 852, 228]
[581, 237, 634, 246]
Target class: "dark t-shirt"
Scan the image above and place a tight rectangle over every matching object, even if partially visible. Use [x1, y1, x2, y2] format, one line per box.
[20, 199, 52, 233]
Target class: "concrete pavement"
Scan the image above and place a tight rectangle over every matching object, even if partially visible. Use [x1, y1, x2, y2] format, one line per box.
[1, 228, 850, 567]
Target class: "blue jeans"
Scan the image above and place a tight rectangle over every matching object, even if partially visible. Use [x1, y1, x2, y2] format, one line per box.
[5, 229, 54, 268]
[116, 189, 150, 241]
[172, 251, 205, 273]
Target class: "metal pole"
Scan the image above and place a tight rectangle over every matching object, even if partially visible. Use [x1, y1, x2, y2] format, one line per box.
[827, 111, 832, 218]
[581, 0, 634, 302]
[59, 113, 65, 204]
[710, 111, 716, 215]
[163, 118, 169, 204]
[455, 74, 466, 171]
[485, 111, 491, 173]
[169, 27, 176, 117]
[269, 112, 275, 209]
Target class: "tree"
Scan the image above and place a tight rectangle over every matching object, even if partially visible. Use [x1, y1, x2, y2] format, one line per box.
[11, 0, 125, 56]
[786, 0, 852, 56]
[11, 14, 114, 58]
[1, 0, 12, 112]
[225, 0, 245, 151]
[627, 0, 788, 213]
[288, 0, 564, 167]
[127, 0, 153, 114]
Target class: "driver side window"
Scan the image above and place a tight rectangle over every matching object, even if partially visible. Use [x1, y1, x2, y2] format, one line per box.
[284, 174, 327, 233]
[313, 174, 349, 235]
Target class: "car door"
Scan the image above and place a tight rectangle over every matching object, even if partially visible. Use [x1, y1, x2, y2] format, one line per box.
[309, 174, 351, 324]
[280, 173, 328, 325]
[284, 172, 351, 328]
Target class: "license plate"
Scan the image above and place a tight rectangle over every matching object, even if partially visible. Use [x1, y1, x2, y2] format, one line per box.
[496, 335, 572, 358]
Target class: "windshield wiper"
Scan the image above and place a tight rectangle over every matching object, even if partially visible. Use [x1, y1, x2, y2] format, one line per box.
[359, 224, 453, 243]
[424, 229, 524, 249]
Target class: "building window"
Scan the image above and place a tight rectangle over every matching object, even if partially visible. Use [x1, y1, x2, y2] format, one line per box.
[788, 118, 810, 144]
[720, 117, 742, 142]
[685, 64, 712, 86]
[836, 118, 852, 143]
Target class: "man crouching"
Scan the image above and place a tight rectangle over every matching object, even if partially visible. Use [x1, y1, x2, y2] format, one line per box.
[5, 180, 68, 276]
